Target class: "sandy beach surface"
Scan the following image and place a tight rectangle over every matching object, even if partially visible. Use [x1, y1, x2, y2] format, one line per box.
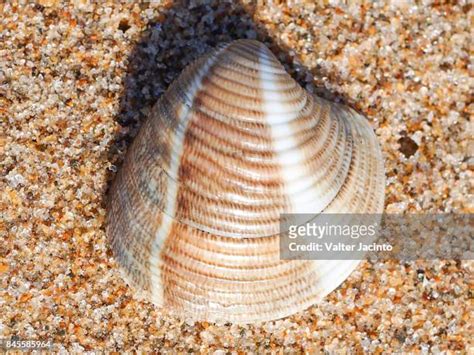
[1, 1, 472, 352]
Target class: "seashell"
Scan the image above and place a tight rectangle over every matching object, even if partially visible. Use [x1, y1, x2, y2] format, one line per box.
[106, 39, 385, 323]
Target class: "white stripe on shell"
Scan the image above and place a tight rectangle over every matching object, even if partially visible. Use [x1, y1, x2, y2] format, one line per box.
[149, 46, 228, 305]
[259, 48, 329, 215]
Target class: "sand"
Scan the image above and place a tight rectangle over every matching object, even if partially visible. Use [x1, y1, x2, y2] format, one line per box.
[1, 0, 472, 352]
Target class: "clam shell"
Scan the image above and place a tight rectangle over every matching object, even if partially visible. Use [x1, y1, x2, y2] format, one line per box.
[106, 39, 385, 323]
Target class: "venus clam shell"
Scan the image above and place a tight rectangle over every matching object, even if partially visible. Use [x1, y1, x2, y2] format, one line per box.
[106, 39, 385, 323]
